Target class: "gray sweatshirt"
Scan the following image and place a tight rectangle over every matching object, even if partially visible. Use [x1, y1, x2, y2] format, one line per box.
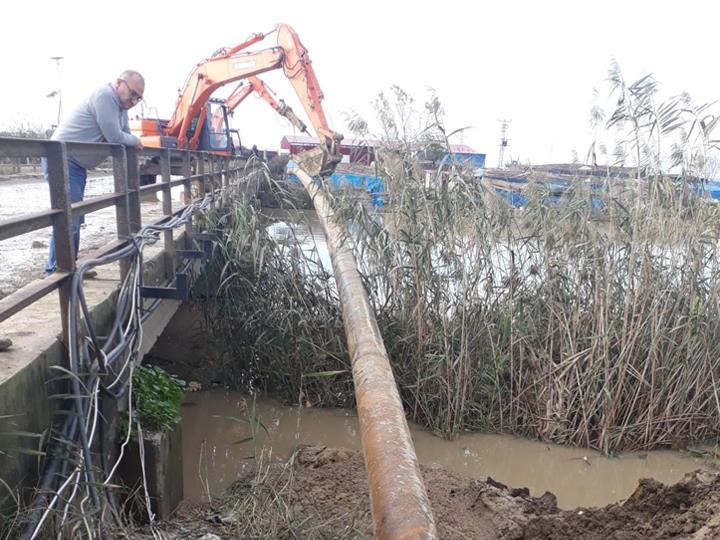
[52, 84, 140, 169]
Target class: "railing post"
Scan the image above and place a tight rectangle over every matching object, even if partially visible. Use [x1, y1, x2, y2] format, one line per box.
[126, 149, 142, 233]
[216, 156, 222, 206]
[215, 156, 221, 205]
[182, 152, 192, 249]
[209, 156, 216, 205]
[197, 153, 206, 197]
[46, 141, 74, 345]
[111, 146, 131, 282]
[160, 149, 175, 279]
[222, 157, 229, 206]
[215, 157, 220, 205]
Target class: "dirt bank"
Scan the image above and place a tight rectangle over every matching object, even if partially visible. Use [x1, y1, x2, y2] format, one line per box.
[136, 446, 720, 539]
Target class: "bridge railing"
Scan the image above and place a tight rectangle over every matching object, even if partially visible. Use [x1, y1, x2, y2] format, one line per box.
[0, 136, 240, 341]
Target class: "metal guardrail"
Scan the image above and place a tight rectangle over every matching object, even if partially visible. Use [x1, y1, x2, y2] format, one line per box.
[0, 136, 240, 342]
[1, 137, 438, 537]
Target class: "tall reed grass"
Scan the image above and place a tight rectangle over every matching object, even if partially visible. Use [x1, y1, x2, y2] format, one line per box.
[199, 170, 351, 409]
[204, 69, 720, 454]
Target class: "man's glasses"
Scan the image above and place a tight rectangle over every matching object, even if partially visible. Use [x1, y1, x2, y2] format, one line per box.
[119, 79, 143, 102]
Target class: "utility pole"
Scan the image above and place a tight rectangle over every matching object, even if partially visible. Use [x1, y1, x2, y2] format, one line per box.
[497, 119, 511, 169]
[50, 56, 64, 125]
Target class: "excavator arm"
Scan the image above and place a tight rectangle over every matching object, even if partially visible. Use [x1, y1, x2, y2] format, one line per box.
[276, 24, 343, 174]
[162, 23, 343, 175]
[166, 47, 284, 147]
[224, 76, 308, 134]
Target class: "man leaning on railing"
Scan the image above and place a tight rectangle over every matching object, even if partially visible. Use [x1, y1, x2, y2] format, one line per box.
[44, 69, 145, 275]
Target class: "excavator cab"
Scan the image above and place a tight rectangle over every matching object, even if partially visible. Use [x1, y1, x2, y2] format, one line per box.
[132, 102, 234, 185]
[197, 100, 233, 154]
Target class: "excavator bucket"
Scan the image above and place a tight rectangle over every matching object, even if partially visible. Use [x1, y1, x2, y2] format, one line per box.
[294, 146, 341, 177]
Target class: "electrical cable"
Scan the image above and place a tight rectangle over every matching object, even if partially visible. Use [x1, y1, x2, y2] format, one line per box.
[21, 191, 216, 540]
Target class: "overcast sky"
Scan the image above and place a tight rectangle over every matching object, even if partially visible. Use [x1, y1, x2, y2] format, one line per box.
[2, 0, 717, 165]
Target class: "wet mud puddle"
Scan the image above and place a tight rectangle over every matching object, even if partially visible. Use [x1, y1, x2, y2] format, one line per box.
[181, 389, 710, 510]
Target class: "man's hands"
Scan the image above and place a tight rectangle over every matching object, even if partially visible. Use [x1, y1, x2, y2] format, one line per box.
[135, 140, 144, 151]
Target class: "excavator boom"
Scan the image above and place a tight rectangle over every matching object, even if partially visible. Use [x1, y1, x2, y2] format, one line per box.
[166, 47, 284, 147]
[133, 23, 342, 176]
[225, 76, 308, 134]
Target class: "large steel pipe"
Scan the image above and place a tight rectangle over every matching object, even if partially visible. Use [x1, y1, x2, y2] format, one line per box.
[294, 167, 437, 539]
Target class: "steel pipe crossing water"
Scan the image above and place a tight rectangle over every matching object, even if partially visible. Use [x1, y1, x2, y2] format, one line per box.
[294, 167, 437, 540]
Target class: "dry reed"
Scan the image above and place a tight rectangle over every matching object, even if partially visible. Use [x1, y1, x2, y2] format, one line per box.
[204, 71, 720, 454]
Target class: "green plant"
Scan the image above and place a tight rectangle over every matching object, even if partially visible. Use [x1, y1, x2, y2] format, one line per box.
[132, 366, 185, 433]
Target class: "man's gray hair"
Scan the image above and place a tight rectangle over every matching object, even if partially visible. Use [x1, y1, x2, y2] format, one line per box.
[118, 70, 144, 84]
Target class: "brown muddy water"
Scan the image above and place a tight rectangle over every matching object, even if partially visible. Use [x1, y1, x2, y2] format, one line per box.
[180, 389, 711, 510]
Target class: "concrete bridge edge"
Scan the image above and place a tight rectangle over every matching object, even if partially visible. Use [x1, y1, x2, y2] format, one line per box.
[0, 237, 192, 516]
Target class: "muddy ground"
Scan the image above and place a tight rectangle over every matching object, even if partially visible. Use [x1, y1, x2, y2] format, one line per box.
[134, 446, 720, 539]
[0, 174, 164, 297]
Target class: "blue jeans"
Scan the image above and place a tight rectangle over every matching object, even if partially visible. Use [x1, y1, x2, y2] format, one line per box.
[44, 159, 88, 274]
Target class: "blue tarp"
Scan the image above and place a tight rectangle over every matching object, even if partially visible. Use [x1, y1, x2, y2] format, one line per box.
[495, 189, 605, 213]
[495, 188, 528, 207]
[287, 161, 385, 207]
[697, 181, 720, 200]
[439, 152, 487, 170]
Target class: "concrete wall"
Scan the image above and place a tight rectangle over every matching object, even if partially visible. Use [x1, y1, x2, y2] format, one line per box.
[118, 424, 184, 521]
[0, 243, 187, 513]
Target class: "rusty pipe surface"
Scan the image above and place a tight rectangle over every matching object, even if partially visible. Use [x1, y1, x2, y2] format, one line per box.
[294, 167, 437, 539]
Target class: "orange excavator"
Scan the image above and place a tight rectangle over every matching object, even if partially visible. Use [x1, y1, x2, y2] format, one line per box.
[223, 76, 309, 134]
[131, 23, 343, 178]
[205, 75, 309, 155]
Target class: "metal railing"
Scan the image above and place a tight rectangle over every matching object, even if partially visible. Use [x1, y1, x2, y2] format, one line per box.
[0, 136, 438, 537]
[0, 136, 240, 342]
